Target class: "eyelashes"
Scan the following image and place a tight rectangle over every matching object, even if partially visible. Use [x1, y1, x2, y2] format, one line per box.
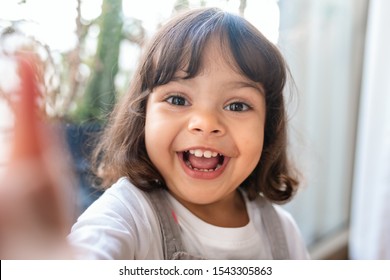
[164, 94, 189, 106]
[164, 93, 252, 112]
[224, 102, 252, 112]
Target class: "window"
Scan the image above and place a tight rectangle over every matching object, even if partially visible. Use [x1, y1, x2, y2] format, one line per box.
[278, 0, 369, 258]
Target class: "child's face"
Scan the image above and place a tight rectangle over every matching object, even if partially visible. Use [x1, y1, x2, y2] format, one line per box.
[145, 41, 266, 214]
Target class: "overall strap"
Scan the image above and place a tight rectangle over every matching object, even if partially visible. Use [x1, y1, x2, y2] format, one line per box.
[256, 196, 291, 259]
[146, 188, 290, 259]
[145, 188, 186, 260]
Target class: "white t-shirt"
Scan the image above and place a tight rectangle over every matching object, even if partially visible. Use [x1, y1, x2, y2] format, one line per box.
[68, 177, 310, 259]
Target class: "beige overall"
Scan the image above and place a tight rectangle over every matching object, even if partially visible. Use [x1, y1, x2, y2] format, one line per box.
[146, 189, 291, 260]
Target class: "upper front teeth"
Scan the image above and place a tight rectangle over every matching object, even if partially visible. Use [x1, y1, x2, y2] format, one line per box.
[189, 149, 219, 158]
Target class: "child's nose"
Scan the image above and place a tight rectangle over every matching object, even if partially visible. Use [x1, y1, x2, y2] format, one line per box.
[187, 109, 225, 136]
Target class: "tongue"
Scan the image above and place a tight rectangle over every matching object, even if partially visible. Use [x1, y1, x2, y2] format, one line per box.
[188, 154, 219, 170]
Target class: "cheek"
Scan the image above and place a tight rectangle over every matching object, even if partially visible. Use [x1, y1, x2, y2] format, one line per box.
[144, 106, 178, 164]
[145, 105, 161, 158]
[246, 136, 264, 163]
[239, 124, 265, 166]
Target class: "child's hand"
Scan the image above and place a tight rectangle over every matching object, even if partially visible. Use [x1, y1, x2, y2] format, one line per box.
[0, 54, 76, 259]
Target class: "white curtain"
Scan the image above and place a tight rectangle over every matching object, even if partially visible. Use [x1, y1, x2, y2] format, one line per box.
[349, 0, 390, 259]
[278, 0, 367, 252]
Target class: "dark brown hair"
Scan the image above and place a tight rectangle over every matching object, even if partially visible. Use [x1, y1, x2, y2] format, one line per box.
[91, 7, 299, 203]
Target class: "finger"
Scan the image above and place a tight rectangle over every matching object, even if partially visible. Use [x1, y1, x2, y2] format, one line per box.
[11, 54, 77, 231]
[11, 54, 41, 161]
[0, 54, 75, 258]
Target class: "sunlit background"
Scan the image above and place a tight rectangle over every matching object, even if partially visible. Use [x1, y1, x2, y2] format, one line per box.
[1, 0, 389, 260]
[0, 0, 280, 51]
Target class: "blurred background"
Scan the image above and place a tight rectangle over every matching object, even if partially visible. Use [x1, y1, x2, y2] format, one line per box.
[0, 0, 389, 259]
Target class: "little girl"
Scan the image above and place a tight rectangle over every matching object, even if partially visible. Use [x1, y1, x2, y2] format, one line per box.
[68, 7, 309, 260]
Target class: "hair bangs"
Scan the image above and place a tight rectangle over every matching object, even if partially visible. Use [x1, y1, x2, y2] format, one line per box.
[143, 8, 227, 88]
[145, 9, 286, 97]
[222, 13, 287, 98]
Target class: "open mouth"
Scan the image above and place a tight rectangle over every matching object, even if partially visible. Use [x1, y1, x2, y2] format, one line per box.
[181, 149, 225, 172]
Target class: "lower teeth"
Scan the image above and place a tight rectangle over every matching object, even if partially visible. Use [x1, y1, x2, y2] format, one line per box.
[185, 161, 221, 172]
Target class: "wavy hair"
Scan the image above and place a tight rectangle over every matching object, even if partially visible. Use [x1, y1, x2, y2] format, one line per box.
[91, 7, 299, 203]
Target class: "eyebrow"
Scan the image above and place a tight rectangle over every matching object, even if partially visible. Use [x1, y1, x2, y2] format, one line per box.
[169, 72, 265, 94]
[224, 80, 265, 94]
[171, 71, 191, 81]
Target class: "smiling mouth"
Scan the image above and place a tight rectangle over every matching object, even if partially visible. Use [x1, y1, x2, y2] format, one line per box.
[181, 149, 225, 172]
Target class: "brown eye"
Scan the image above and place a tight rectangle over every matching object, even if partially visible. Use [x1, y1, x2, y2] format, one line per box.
[165, 95, 188, 106]
[224, 102, 250, 112]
